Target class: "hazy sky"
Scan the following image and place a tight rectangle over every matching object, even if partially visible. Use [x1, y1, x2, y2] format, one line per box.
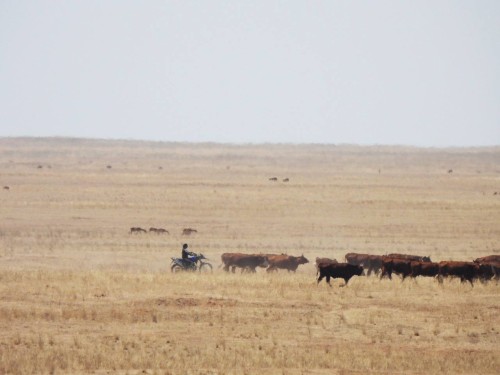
[1, 1, 499, 146]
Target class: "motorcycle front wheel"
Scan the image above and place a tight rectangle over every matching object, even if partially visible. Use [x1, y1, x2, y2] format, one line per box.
[199, 263, 213, 273]
[171, 264, 184, 273]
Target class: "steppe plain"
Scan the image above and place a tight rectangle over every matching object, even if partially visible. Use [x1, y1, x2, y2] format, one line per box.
[0, 137, 499, 374]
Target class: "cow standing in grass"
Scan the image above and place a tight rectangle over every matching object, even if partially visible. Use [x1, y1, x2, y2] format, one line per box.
[410, 261, 439, 279]
[345, 253, 384, 276]
[387, 253, 431, 262]
[380, 257, 413, 281]
[221, 253, 269, 273]
[438, 261, 478, 286]
[266, 254, 309, 273]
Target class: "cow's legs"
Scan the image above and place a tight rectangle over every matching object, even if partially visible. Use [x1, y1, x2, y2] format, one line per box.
[326, 275, 332, 287]
[461, 276, 474, 287]
[317, 275, 323, 285]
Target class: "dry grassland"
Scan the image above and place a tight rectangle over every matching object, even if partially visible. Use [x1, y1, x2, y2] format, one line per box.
[0, 137, 499, 374]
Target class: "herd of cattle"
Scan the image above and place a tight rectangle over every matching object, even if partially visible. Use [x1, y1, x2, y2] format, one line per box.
[219, 252, 500, 287]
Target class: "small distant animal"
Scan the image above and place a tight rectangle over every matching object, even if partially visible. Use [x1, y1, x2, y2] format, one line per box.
[37, 165, 43, 169]
[149, 227, 169, 234]
[3, 186, 9, 190]
[269, 177, 278, 181]
[182, 228, 198, 236]
[283, 178, 289, 182]
[107, 165, 112, 169]
[130, 227, 147, 234]
[448, 169, 453, 174]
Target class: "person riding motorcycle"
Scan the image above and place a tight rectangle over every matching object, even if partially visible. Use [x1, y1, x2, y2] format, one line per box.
[181, 243, 197, 268]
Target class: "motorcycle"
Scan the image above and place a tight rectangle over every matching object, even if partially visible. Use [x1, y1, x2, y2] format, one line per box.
[170, 253, 213, 273]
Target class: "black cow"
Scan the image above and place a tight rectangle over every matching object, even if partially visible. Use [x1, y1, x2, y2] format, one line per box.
[381, 258, 413, 280]
[317, 263, 363, 287]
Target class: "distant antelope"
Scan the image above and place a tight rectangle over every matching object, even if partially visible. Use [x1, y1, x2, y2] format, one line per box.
[269, 177, 278, 181]
[182, 228, 198, 236]
[130, 227, 147, 234]
[150, 227, 169, 234]
[3, 186, 9, 190]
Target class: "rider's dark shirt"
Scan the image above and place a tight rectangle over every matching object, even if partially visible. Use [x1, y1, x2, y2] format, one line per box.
[182, 249, 189, 259]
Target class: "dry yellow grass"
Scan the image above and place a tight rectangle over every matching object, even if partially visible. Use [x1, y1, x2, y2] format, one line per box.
[0, 137, 499, 374]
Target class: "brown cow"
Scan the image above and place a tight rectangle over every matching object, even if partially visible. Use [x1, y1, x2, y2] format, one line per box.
[345, 253, 384, 276]
[317, 263, 363, 287]
[130, 227, 147, 234]
[266, 254, 309, 273]
[380, 257, 413, 280]
[387, 253, 431, 262]
[488, 262, 500, 281]
[315, 257, 337, 275]
[474, 255, 500, 264]
[315, 257, 337, 267]
[220, 253, 269, 273]
[410, 261, 439, 278]
[438, 261, 479, 286]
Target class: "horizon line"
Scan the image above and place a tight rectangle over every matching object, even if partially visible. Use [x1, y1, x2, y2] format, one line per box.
[1, 135, 499, 150]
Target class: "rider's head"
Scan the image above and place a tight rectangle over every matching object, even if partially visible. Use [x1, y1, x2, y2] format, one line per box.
[182, 244, 188, 250]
